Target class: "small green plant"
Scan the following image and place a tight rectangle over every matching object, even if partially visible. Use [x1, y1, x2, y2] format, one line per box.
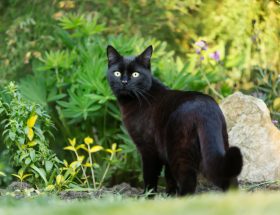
[11, 169, 32, 183]
[62, 136, 122, 190]
[99, 143, 122, 189]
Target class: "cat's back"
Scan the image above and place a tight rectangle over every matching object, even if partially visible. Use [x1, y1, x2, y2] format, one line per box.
[159, 90, 218, 112]
[155, 90, 223, 125]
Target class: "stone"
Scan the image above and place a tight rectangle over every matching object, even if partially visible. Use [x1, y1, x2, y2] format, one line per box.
[220, 92, 280, 182]
[7, 181, 33, 191]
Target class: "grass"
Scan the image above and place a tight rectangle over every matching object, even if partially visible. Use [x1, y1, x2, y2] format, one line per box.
[1, 191, 280, 215]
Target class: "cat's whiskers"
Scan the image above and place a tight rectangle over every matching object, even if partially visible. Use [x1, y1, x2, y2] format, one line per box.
[134, 88, 151, 106]
[132, 89, 143, 107]
[138, 88, 154, 100]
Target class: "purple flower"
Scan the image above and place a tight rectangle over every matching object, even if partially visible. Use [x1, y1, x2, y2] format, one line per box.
[195, 49, 201, 54]
[195, 40, 207, 50]
[209, 51, 221, 62]
[200, 56, 204, 61]
[272, 120, 278, 125]
[252, 92, 265, 98]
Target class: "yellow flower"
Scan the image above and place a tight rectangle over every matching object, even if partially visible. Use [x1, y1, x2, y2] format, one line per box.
[68, 138, 76, 146]
[27, 127, 34, 141]
[84, 136, 94, 145]
[27, 114, 38, 128]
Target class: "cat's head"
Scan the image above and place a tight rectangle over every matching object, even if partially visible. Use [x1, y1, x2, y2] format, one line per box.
[106, 45, 153, 98]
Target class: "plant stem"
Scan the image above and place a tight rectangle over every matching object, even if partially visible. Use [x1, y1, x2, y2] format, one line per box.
[98, 153, 114, 189]
[74, 150, 90, 189]
[202, 71, 224, 100]
[103, 104, 107, 144]
[87, 144, 96, 189]
[55, 67, 62, 94]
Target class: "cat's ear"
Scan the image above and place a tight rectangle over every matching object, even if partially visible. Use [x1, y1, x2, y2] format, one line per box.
[107, 45, 122, 66]
[136, 45, 153, 69]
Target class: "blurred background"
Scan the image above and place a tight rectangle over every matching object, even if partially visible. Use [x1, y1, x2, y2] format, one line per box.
[0, 0, 279, 189]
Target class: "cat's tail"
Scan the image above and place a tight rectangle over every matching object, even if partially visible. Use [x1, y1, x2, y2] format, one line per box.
[198, 127, 243, 190]
[222, 146, 243, 178]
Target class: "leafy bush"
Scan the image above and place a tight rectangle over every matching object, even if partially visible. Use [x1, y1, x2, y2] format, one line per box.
[0, 82, 123, 190]
[0, 82, 61, 186]
[252, 67, 280, 128]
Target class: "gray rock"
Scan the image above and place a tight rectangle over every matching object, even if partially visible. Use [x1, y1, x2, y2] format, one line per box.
[220, 92, 280, 182]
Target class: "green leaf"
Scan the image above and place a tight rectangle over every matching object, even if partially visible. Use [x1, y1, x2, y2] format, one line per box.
[47, 93, 66, 102]
[31, 164, 47, 185]
[30, 150, 36, 161]
[0, 171, 6, 177]
[45, 161, 53, 173]
[8, 132, 16, 141]
[89, 145, 103, 153]
[25, 158, 31, 165]
[21, 174, 32, 180]
[19, 74, 47, 106]
[11, 174, 21, 180]
[45, 184, 55, 191]
[64, 146, 76, 151]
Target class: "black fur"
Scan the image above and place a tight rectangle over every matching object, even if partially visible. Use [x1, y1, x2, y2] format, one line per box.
[106, 45, 243, 195]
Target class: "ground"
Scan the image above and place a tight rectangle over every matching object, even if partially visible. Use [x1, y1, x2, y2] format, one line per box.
[1, 191, 280, 215]
[1, 180, 280, 215]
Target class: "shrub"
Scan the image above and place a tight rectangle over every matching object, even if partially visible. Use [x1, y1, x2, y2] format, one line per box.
[0, 82, 61, 186]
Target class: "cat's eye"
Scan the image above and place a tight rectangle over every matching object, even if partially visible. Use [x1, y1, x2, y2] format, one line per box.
[132, 72, 140, 78]
[114, 71, 121, 77]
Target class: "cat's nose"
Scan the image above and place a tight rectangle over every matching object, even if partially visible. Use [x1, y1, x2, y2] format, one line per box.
[122, 80, 128, 85]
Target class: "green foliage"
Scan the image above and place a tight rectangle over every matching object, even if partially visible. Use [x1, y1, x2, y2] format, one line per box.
[0, 150, 14, 186]
[0, 0, 58, 84]
[0, 82, 61, 186]
[252, 67, 280, 128]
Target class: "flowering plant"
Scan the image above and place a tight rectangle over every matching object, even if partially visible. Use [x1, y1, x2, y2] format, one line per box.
[46, 136, 122, 191]
[0, 82, 60, 186]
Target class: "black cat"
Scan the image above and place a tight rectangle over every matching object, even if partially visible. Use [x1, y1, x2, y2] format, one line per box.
[106, 45, 243, 196]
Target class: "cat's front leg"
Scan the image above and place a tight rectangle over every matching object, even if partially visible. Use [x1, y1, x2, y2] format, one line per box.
[140, 151, 163, 194]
